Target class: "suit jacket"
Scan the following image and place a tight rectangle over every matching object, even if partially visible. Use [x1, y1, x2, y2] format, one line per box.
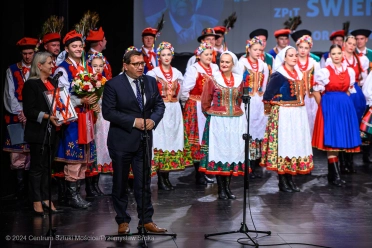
[102, 73, 165, 152]
[22, 78, 57, 144]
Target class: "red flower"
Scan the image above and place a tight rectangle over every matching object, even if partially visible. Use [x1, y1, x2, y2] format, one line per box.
[83, 75, 90, 81]
[171, 162, 178, 168]
[96, 73, 103, 80]
[83, 85, 90, 91]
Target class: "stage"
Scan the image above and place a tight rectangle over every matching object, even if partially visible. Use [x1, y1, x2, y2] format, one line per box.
[1, 149, 372, 248]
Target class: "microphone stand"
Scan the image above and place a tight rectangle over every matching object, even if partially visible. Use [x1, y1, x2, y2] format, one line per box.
[105, 76, 176, 247]
[204, 91, 271, 247]
[41, 76, 59, 247]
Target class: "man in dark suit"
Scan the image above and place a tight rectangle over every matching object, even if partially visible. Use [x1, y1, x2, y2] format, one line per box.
[102, 49, 166, 234]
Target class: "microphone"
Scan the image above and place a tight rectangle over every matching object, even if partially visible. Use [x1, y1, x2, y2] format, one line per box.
[49, 71, 63, 82]
[242, 85, 249, 104]
[139, 75, 145, 94]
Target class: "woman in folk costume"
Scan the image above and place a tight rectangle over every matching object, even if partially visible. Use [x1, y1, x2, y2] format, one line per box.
[341, 35, 369, 121]
[238, 36, 269, 178]
[337, 35, 369, 173]
[199, 51, 246, 200]
[294, 35, 321, 137]
[181, 42, 219, 185]
[83, 52, 110, 197]
[312, 44, 361, 186]
[146, 42, 192, 190]
[261, 46, 313, 193]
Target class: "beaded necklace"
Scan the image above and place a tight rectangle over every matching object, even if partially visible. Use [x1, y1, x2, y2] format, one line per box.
[198, 61, 212, 76]
[297, 56, 309, 71]
[159, 64, 174, 95]
[159, 63, 173, 82]
[344, 54, 355, 67]
[283, 65, 299, 80]
[221, 72, 234, 87]
[247, 57, 258, 72]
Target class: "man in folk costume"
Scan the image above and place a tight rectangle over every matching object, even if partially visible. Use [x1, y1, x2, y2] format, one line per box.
[86, 27, 112, 80]
[3, 37, 37, 199]
[186, 28, 220, 68]
[320, 30, 345, 68]
[351, 29, 372, 73]
[39, 16, 64, 75]
[249, 29, 274, 76]
[187, 13, 237, 68]
[212, 12, 237, 54]
[268, 29, 291, 59]
[213, 26, 227, 53]
[140, 27, 158, 74]
[54, 30, 99, 209]
[352, 28, 372, 163]
[291, 29, 320, 62]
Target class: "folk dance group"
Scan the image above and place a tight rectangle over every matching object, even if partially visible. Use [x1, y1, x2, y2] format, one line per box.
[4, 15, 372, 234]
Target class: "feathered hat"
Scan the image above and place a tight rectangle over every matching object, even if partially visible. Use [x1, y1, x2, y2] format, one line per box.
[213, 12, 237, 51]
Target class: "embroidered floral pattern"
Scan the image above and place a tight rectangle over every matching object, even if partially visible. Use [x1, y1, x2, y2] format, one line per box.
[152, 148, 192, 172]
[260, 105, 314, 174]
[199, 116, 248, 176]
[250, 138, 262, 160]
[183, 99, 203, 161]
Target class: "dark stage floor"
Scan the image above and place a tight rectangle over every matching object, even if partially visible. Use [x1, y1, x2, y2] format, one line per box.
[1, 150, 372, 248]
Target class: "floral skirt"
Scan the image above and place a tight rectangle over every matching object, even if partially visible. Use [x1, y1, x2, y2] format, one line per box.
[249, 138, 262, 160]
[183, 99, 206, 162]
[199, 115, 247, 176]
[260, 105, 314, 175]
[152, 102, 192, 172]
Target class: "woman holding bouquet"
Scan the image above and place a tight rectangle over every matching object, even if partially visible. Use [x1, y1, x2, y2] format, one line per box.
[146, 42, 192, 190]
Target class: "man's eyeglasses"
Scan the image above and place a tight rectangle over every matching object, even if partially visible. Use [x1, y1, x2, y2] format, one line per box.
[129, 62, 146, 68]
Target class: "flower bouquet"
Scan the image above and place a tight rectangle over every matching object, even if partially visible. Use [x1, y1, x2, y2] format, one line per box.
[71, 71, 107, 103]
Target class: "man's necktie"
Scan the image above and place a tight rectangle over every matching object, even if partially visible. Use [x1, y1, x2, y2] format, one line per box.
[134, 79, 143, 111]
